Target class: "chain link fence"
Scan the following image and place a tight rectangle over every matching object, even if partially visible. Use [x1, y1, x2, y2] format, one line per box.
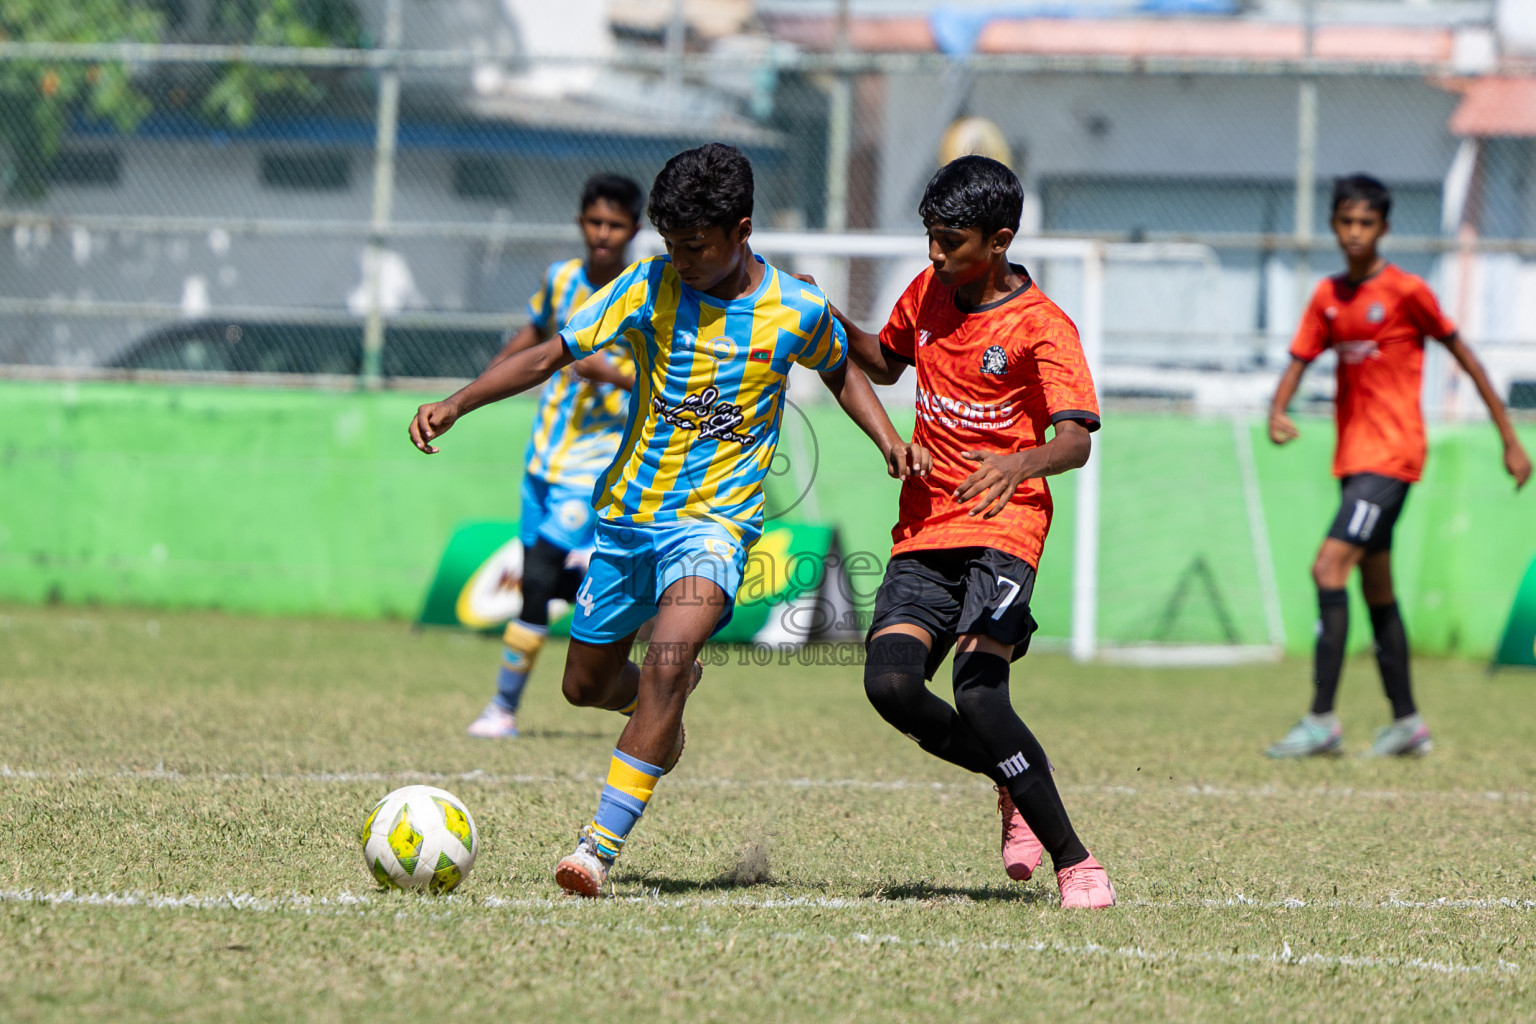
[3, 31, 1535, 415]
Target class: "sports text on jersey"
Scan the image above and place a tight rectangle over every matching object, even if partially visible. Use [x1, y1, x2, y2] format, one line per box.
[916, 386, 1021, 432]
[1334, 340, 1380, 365]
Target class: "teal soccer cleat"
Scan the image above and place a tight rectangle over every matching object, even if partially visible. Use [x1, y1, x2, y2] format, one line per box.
[1266, 715, 1343, 758]
[1365, 716, 1432, 757]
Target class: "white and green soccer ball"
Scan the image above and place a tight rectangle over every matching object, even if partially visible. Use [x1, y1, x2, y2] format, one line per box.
[360, 785, 478, 893]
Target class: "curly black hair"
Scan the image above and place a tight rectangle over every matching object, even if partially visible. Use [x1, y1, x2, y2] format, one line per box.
[918, 155, 1023, 237]
[580, 173, 645, 224]
[1332, 174, 1391, 219]
[647, 143, 754, 234]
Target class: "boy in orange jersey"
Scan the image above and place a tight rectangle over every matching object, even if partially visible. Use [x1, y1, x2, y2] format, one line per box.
[1266, 174, 1531, 759]
[818, 156, 1114, 909]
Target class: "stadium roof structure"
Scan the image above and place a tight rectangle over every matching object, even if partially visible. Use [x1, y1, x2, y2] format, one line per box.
[66, 108, 784, 164]
[763, 13, 1461, 67]
[1445, 76, 1536, 137]
[465, 72, 784, 149]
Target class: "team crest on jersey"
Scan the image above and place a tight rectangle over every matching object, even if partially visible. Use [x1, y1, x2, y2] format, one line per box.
[673, 331, 737, 361]
[1367, 302, 1385, 324]
[918, 329, 934, 347]
[979, 345, 1007, 375]
[1325, 307, 1338, 320]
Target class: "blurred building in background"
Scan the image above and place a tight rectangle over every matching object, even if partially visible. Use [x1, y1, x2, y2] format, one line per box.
[2, 0, 1535, 414]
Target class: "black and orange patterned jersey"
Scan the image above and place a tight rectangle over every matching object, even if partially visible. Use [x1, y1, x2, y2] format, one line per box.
[1290, 264, 1456, 483]
[879, 265, 1099, 569]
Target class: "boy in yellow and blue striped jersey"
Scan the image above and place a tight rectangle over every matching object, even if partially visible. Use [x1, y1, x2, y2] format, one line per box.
[412, 144, 925, 897]
[465, 175, 645, 741]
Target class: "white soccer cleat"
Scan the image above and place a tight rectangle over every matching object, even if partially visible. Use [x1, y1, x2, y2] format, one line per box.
[465, 702, 518, 739]
[554, 834, 612, 898]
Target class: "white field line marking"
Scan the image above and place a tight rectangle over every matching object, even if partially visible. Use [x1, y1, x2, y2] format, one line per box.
[2, 764, 1532, 806]
[4, 888, 1532, 915]
[0, 889, 1520, 978]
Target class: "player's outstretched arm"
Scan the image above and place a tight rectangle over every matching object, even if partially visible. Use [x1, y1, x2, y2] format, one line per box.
[818, 360, 930, 479]
[831, 307, 904, 386]
[409, 335, 575, 454]
[956, 420, 1091, 519]
[1442, 334, 1532, 490]
[1267, 357, 1307, 445]
[487, 323, 549, 368]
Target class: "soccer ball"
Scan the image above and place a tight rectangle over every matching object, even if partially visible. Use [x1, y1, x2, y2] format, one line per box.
[360, 785, 478, 893]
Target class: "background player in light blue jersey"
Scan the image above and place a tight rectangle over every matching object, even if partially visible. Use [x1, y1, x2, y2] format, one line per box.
[411, 144, 925, 897]
[466, 175, 645, 740]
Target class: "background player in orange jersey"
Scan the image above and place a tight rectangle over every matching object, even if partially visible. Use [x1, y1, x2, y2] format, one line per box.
[813, 156, 1115, 908]
[1266, 174, 1531, 759]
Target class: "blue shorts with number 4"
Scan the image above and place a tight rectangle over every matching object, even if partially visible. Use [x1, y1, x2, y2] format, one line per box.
[569, 518, 748, 644]
[520, 474, 599, 553]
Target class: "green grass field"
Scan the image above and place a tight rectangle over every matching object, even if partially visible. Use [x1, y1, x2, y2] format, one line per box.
[2, 603, 1533, 1023]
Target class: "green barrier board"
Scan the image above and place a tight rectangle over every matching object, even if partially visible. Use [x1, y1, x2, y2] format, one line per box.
[417, 521, 851, 645]
[4, 380, 1532, 658]
[1494, 555, 1536, 668]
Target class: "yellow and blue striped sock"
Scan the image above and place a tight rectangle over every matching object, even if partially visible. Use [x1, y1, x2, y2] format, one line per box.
[494, 621, 547, 713]
[584, 749, 662, 862]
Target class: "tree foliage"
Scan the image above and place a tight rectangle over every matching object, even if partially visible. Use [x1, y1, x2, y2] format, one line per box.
[0, 0, 362, 199]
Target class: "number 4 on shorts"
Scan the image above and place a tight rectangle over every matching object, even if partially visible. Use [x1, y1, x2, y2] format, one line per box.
[575, 576, 597, 617]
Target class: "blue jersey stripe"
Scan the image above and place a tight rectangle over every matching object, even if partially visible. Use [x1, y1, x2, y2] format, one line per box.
[558, 254, 849, 544]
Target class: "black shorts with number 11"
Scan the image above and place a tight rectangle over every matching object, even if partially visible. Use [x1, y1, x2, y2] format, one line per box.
[1326, 472, 1410, 553]
[867, 546, 1038, 681]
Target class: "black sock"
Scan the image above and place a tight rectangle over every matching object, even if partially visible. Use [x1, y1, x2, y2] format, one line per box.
[520, 539, 571, 628]
[1369, 601, 1415, 719]
[864, 635, 1004, 782]
[1311, 588, 1349, 716]
[952, 651, 1089, 870]
[556, 566, 584, 604]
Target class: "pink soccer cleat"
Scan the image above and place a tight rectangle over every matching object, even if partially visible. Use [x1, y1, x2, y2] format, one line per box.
[997, 786, 1044, 881]
[1056, 853, 1116, 909]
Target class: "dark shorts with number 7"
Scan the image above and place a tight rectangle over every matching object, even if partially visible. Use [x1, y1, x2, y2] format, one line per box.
[867, 547, 1038, 680]
[1326, 473, 1411, 553]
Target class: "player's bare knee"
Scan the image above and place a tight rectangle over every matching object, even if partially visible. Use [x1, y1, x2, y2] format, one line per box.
[560, 666, 604, 707]
[955, 633, 1011, 658]
[1311, 555, 1347, 590]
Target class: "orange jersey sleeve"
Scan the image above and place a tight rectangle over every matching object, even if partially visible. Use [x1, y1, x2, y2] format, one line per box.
[878, 276, 920, 365]
[1401, 276, 1457, 342]
[1289, 282, 1333, 363]
[1030, 314, 1101, 431]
